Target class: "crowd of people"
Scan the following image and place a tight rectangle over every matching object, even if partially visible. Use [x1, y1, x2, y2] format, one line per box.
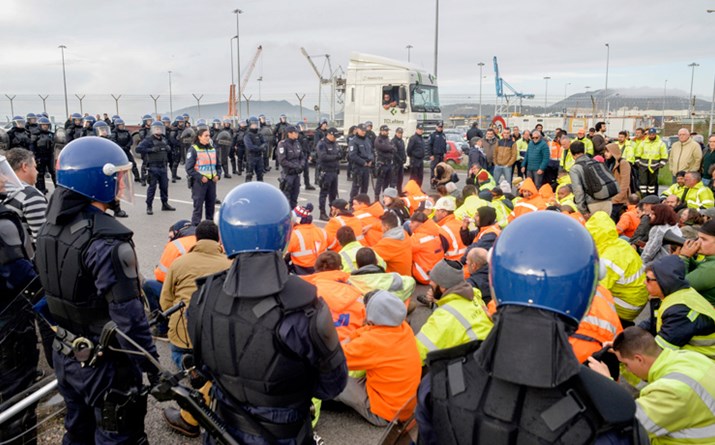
[2, 112, 715, 444]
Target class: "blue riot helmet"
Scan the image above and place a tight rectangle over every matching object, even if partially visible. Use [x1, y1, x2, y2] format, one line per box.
[319, 118, 328, 126]
[279, 114, 287, 123]
[248, 116, 259, 129]
[71, 112, 82, 125]
[296, 122, 306, 132]
[111, 114, 120, 122]
[115, 118, 125, 130]
[12, 116, 26, 128]
[239, 119, 247, 129]
[258, 114, 266, 124]
[150, 121, 165, 136]
[222, 118, 232, 128]
[174, 115, 185, 128]
[196, 119, 208, 130]
[142, 114, 153, 126]
[490, 211, 598, 326]
[40, 111, 49, 119]
[211, 118, 221, 129]
[182, 113, 190, 124]
[57, 137, 135, 204]
[218, 182, 292, 257]
[26, 112, 37, 124]
[161, 116, 171, 126]
[82, 115, 95, 129]
[93, 120, 111, 138]
[38, 117, 51, 130]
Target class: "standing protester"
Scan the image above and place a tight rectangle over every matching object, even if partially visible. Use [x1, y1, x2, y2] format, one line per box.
[521, 130, 550, 188]
[427, 121, 447, 185]
[243, 116, 266, 182]
[374, 125, 396, 202]
[592, 121, 608, 156]
[466, 121, 483, 140]
[29, 116, 57, 193]
[317, 127, 341, 221]
[186, 128, 221, 225]
[668, 128, 702, 180]
[635, 128, 668, 196]
[3, 149, 47, 247]
[35, 137, 158, 444]
[493, 127, 518, 186]
[349, 123, 374, 202]
[391, 127, 406, 194]
[406, 123, 426, 187]
[277, 125, 304, 209]
[137, 121, 176, 214]
[112, 118, 141, 181]
[574, 128, 595, 156]
[187, 182, 347, 444]
[481, 129, 499, 175]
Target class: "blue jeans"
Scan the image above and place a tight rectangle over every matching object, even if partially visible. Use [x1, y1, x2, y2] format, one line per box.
[142, 279, 167, 335]
[493, 165, 512, 187]
[170, 344, 192, 371]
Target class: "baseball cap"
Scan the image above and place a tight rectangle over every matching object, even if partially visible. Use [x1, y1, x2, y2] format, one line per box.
[285, 125, 298, 134]
[648, 128, 657, 134]
[437, 121, 444, 127]
[380, 124, 389, 131]
[434, 197, 456, 212]
[330, 198, 349, 211]
[327, 127, 339, 136]
[356, 123, 367, 131]
[416, 123, 424, 130]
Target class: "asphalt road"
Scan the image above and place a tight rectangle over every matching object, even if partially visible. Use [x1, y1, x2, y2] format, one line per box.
[35, 164, 434, 444]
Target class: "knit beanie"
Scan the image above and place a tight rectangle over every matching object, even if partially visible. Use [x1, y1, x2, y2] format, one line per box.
[429, 259, 464, 289]
[366, 290, 406, 327]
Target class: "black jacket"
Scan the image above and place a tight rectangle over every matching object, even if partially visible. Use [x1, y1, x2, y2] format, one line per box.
[374, 135, 396, 163]
[406, 134, 426, 165]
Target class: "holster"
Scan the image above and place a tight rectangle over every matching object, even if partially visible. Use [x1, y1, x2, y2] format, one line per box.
[99, 387, 148, 433]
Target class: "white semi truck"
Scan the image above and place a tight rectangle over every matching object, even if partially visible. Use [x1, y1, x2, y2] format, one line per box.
[342, 52, 443, 136]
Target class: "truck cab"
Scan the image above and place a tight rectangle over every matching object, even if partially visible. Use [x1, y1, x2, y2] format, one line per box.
[343, 52, 442, 137]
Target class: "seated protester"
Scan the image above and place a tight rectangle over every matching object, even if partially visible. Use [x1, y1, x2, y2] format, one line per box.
[589, 327, 715, 445]
[465, 163, 496, 200]
[679, 220, 715, 305]
[616, 193, 642, 239]
[301, 251, 365, 342]
[663, 193, 683, 211]
[435, 184, 456, 205]
[702, 207, 715, 223]
[371, 212, 413, 277]
[454, 184, 491, 221]
[285, 203, 328, 275]
[325, 198, 365, 251]
[459, 206, 500, 253]
[145, 219, 196, 337]
[415, 259, 493, 365]
[348, 247, 415, 303]
[488, 187, 511, 227]
[678, 207, 704, 240]
[559, 202, 587, 226]
[554, 167, 572, 199]
[556, 183, 577, 207]
[660, 170, 686, 199]
[433, 197, 468, 262]
[431, 162, 456, 188]
[381, 187, 410, 225]
[538, 182, 556, 206]
[409, 212, 444, 285]
[683, 171, 715, 210]
[639, 255, 715, 359]
[336, 226, 386, 273]
[641, 204, 682, 266]
[465, 247, 491, 304]
[629, 195, 661, 249]
[403, 179, 429, 215]
[352, 194, 385, 247]
[335, 290, 421, 426]
[569, 286, 622, 364]
[507, 177, 547, 222]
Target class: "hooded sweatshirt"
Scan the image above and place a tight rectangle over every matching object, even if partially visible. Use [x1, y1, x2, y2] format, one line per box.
[508, 178, 546, 222]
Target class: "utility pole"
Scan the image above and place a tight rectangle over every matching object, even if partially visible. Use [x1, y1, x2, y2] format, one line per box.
[75, 94, 85, 115]
[234, 8, 243, 118]
[295, 93, 306, 122]
[477, 62, 485, 129]
[38, 95, 49, 113]
[192, 94, 203, 118]
[604, 43, 610, 116]
[168, 71, 173, 120]
[111, 94, 122, 116]
[59, 45, 69, 118]
[243, 94, 252, 116]
[5, 95, 16, 117]
[149, 95, 160, 117]
[543, 77, 551, 112]
[433, 0, 439, 77]
[406, 45, 413, 63]
[688, 62, 700, 132]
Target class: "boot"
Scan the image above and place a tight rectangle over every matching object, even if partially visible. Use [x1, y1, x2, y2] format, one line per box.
[162, 407, 200, 438]
[245, 175, 252, 183]
[224, 172, 232, 179]
[231, 159, 238, 175]
[114, 209, 128, 218]
[146, 206, 153, 215]
[319, 211, 329, 222]
[305, 184, 316, 191]
[161, 202, 176, 211]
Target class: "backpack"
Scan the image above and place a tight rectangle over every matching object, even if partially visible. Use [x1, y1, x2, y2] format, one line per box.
[581, 158, 619, 200]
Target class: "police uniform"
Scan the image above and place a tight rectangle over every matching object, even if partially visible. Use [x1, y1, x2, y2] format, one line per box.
[136, 126, 173, 213]
[232, 124, 247, 175]
[348, 133, 374, 202]
[243, 125, 266, 182]
[7, 126, 31, 150]
[428, 126, 447, 181]
[312, 124, 327, 186]
[317, 133, 341, 218]
[34, 137, 158, 444]
[135, 123, 152, 186]
[185, 142, 222, 225]
[111, 122, 140, 180]
[167, 125, 184, 182]
[0, 203, 39, 444]
[187, 182, 347, 445]
[214, 124, 234, 179]
[374, 128, 396, 202]
[391, 132, 406, 194]
[406, 129, 427, 187]
[30, 125, 57, 193]
[277, 132, 304, 209]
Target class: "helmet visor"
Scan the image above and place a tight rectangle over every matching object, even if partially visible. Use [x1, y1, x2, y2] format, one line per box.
[0, 155, 23, 193]
[14, 118, 26, 128]
[113, 163, 135, 204]
[151, 125, 165, 136]
[95, 126, 111, 138]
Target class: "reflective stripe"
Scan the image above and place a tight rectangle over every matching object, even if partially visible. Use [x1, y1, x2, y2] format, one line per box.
[157, 263, 168, 273]
[690, 338, 715, 346]
[419, 235, 437, 244]
[172, 239, 187, 255]
[613, 297, 644, 312]
[636, 405, 669, 436]
[515, 202, 538, 212]
[594, 290, 617, 313]
[341, 251, 355, 272]
[441, 225, 465, 257]
[439, 304, 478, 341]
[670, 424, 715, 440]
[580, 315, 617, 335]
[601, 258, 643, 285]
[291, 230, 314, 258]
[657, 372, 715, 438]
[414, 262, 430, 281]
[356, 213, 371, 220]
[619, 267, 644, 285]
[655, 335, 680, 351]
[600, 258, 625, 278]
[336, 216, 347, 227]
[416, 332, 439, 352]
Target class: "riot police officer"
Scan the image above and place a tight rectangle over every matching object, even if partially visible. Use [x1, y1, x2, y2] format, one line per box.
[297, 122, 314, 190]
[427, 121, 447, 183]
[0, 164, 40, 445]
[231, 120, 247, 176]
[391, 127, 407, 194]
[80, 115, 96, 137]
[348, 123, 374, 202]
[317, 127, 341, 221]
[134, 114, 154, 186]
[187, 182, 347, 445]
[215, 119, 234, 179]
[35, 137, 159, 444]
[7, 116, 31, 149]
[273, 114, 289, 142]
[416, 211, 647, 445]
[243, 116, 266, 182]
[259, 118, 275, 173]
[374, 124, 396, 202]
[112, 118, 140, 181]
[26, 112, 40, 138]
[65, 112, 84, 143]
[209, 118, 221, 140]
[277, 126, 304, 209]
[137, 121, 176, 214]
[30, 116, 57, 193]
[311, 119, 329, 187]
[177, 116, 196, 167]
[94, 122, 128, 218]
[364, 121, 376, 146]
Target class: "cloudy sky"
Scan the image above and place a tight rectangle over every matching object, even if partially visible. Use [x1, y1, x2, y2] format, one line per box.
[1, 0, 714, 121]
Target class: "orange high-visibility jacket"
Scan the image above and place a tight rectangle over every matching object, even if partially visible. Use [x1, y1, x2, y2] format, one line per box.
[325, 213, 364, 251]
[570, 286, 623, 363]
[354, 202, 385, 247]
[154, 235, 197, 282]
[436, 213, 468, 261]
[508, 178, 547, 222]
[286, 223, 328, 268]
[411, 219, 444, 284]
[403, 180, 428, 215]
[301, 270, 365, 342]
[372, 230, 413, 277]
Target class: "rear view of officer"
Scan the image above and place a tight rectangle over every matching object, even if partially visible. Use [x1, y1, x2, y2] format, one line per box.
[7, 116, 31, 149]
[137, 121, 176, 214]
[30, 116, 57, 193]
[243, 116, 266, 182]
[187, 182, 347, 445]
[35, 137, 159, 444]
[417, 211, 647, 445]
[317, 127, 341, 221]
[277, 125, 304, 209]
[112, 118, 141, 181]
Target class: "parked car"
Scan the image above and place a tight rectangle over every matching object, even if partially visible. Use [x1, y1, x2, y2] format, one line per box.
[444, 130, 469, 154]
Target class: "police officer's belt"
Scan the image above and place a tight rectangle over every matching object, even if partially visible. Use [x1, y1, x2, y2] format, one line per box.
[52, 326, 98, 366]
[216, 403, 309, 440]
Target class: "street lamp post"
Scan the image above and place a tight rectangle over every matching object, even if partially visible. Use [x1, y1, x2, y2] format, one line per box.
[433, 0, 439, 77]
[406, 45, 413, 63]
[543, 76, 551, 112]
[478, 62, 485, 128]
[604, 43, 610, 115]
[233, 9, 243, 118]
[230, 36, 237, 86]
[168, 71, 173, 120]
[59, 45, 69, 118]
[688, 62, 699, 132]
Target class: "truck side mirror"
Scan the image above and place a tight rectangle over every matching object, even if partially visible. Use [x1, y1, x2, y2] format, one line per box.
[398, 86, 407, 111]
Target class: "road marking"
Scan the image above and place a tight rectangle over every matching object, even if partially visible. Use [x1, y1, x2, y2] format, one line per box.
[134, 193, 193, 205]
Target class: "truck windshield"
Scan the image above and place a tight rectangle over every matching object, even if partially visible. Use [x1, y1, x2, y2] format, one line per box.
[410, 84, 440, 113]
